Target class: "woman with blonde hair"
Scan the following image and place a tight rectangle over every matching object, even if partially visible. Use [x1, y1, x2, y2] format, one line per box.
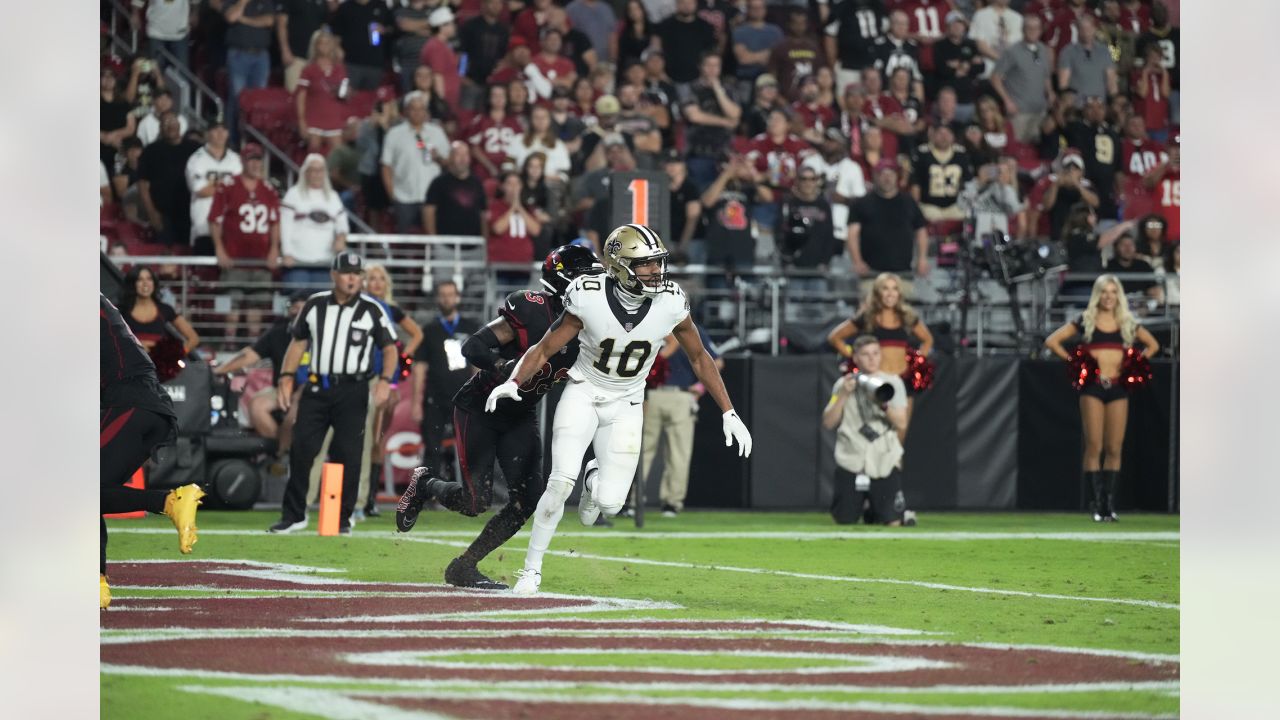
[357, 263, 424, 517]
[827, 273, 935, 428]
[1045, 274, 1160, 522]
[295, 29, 349, 153]
[280, 153, 348, 289]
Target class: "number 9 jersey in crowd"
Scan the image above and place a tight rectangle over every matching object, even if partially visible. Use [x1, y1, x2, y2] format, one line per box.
[562, 272, 690, 403]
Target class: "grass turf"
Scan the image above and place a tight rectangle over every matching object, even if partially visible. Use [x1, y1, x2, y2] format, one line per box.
[102, 508, 1179, 718]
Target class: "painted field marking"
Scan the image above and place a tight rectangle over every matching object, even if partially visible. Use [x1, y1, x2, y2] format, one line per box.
[174, 683, 1179, 720]
[339, 647, 956, 675]
[113, 528, 1180, 543]
[397, 536, 1181, 610]
[106, 664, 1181, 698]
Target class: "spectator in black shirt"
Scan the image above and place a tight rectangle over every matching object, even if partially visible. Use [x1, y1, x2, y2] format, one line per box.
[112, 137, 147, 224]
[275, 0, 331, 93]
[1105, 231, 1161, 302]
[613, 0, 656, 82]
[700, 154, 771, 275]
[424, 143, 488, 236]
[1058, 202, 1137, 296]
[393, 0, 436, 91]
[138, 112, 200, 246]
[824, 0, 888, 92]
[224, 0, 276, 145]
[778, 166, 837, 274]
[101, 67, 136, 172]
[331, 0, 391, 90]
[910, 122, 973, 222]
[412, 280, 481, 481]
[1062, 95, 1122, 218]
[1039, 152, 1101, 245]
[665, 152, 704, 258]
[459, 0, 510, 97]
[847, 161, 928, 278]
[681, 52, 742, 191]
[741, 73, 783, 138]
[656, 0, 717, 86]
[214, 292, 309, 445]
[932, 11, 983, 121]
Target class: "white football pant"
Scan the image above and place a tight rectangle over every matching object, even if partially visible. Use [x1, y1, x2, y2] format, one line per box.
[522, 379, 643, 572]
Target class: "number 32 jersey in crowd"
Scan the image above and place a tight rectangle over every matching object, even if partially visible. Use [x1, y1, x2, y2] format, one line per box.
[454, 290, 581, 421]
[208, 177, 281, 260]
[565, 275, 690, 402]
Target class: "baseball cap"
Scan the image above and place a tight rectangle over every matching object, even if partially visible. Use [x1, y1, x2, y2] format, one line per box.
[288, 289, 312, 304]
[552, 85, 572, 99]
[874, 159, 899, 175]
[946, 10, 968, 25]
[595, 94, 621, 115]
[824, 127, 849, 144]
[241, 142, 265, 160]
[1061, 151, 1085, 169]
[207, 115, 228, 130]
[602, 132, 627, 148]
[331, 251, 366, 274]
[662, 148, 685, 163]
[755, 73, 778, 89]
[641, 47, 664, 63]
[428, 6, 455, 27]
[508, 35, 529, 52]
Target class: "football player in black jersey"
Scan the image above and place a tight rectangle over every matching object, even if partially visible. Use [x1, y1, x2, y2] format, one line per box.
[395, 245, 604, 588]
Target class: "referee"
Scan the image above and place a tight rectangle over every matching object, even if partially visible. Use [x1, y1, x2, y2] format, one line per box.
[269, 251, 399, 534]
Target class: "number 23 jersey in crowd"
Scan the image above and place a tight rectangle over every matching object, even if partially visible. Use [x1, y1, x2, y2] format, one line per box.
[454, 290, 581, 420]
[564, 275, 690, 402]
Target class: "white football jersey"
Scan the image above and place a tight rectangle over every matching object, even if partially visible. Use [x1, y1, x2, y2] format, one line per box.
[187, 146, 242, 239]
[563, 274, 690, 401]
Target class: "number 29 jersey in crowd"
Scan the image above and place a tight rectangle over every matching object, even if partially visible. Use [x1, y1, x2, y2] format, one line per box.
[453, 290, 581, 421]
[564, 275, 690, 402]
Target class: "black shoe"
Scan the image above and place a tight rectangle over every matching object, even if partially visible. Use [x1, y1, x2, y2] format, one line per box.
[616, 506, 635, 519]
[444, 558, 509, 590]
[395, 470, 433, 532]
[661, 504, 678, 518]
[339, 525, 351, 535]
[364, 503, 381, 517]
[594, 514, 614, 527]
[268, 518, 307, 534]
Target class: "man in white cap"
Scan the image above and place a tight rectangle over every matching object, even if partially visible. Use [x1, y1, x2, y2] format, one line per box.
[419, 6, 460, 114]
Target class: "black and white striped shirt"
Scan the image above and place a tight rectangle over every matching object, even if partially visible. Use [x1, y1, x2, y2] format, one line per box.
[291, 292, 398, 377]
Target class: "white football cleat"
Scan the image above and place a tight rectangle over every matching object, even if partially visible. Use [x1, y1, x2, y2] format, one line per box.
[512, 568, 541, 596]
[577, 459, 602, 526]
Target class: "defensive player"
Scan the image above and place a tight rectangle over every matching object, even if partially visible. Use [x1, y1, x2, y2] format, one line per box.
[396, 245, 604, 589]
[100, 294, 204, 608]
[486, 225, 753, 595]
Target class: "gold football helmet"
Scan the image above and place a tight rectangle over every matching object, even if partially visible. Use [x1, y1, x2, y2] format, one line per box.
[602, 224, 670, 297]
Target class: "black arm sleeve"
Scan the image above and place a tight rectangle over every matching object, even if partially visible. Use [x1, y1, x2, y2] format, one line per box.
[461, 326, 504, 373]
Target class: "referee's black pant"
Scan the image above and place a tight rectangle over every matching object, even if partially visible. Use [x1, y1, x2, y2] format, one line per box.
[281, 381, 369, 529]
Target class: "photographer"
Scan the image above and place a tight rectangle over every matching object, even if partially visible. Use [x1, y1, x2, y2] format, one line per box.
[960, 157, 1026, 241]
[822, 336, 909, 526]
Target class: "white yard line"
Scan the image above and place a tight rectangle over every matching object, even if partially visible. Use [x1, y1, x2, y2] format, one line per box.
[399, 536, 1181, 611]
[171, 682, 1178, 719]
[113, 528, 1180, 542]
[108, 664, 1180, 696]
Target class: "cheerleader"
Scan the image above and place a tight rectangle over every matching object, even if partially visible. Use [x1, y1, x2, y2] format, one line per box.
[1045, 274, 1160, 521]
[827, 273, 935, 428]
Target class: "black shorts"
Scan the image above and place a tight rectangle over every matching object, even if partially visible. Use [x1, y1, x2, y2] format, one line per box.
[831, 467, 905, 525]
[1080, 381, 1128, 404]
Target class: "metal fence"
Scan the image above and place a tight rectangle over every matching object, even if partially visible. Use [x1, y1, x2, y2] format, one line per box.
[110, 235, 1180, 359]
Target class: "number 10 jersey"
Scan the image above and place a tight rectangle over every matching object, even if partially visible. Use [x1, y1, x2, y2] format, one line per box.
[563, 275, 690, 402]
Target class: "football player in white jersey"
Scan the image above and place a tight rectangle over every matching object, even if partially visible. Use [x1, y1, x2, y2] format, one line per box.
[485, 224, 753, 595]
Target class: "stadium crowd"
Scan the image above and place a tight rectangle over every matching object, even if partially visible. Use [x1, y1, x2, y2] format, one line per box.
[103, 0, 1182, 332]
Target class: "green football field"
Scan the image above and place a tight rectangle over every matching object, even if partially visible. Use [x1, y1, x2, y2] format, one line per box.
[101, 509, 1180, 719]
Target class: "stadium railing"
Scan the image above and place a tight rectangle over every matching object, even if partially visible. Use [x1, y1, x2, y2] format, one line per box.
[108, 241, 1179, 359]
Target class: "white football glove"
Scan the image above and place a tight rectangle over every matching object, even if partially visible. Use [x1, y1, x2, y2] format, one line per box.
[722, 410, 752, 458]
[485, 380, 520, 413]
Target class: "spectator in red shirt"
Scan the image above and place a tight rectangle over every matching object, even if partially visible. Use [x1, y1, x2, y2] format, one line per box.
[1121, 114, 1166, 180]
[295, 29, 350, 154]
[1142, 135, 1178, 241]
[208, 143, 281, 343]
[747, 108, 815, 197]
[885, 66, 926, 146]
[1133, 43, 1171, 141]
[902, 0, 950, 45]
[420, 7, 461, 116]
[533, 28, 578, 95]
[487, 170, 542, 273]
[1047, 0, 1090, 52]
[512, 0, 554, 51]
[1119, 0, 1150, 34]
[467, 84, 522, 180]
[489, 36, 555, 103]
[791, 74, 837, 146]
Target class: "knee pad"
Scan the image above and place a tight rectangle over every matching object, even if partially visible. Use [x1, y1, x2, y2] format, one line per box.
[543, 476, 575, 507]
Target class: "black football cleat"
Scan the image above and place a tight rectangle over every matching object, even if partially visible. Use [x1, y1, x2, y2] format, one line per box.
[444, 558, 509, 590]
[395, 469, 431, 532]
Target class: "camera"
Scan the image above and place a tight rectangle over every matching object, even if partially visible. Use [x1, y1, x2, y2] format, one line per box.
[855, 373, 895, 404]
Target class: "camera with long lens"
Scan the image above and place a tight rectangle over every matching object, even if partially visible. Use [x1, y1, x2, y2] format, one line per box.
[977, 232, 1068, 284]
[855, 372, 896, 403]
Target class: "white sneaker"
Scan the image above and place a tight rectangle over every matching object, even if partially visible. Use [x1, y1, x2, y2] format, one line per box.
[512, 568, 541, 596]
[577, 459, 601, 526]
